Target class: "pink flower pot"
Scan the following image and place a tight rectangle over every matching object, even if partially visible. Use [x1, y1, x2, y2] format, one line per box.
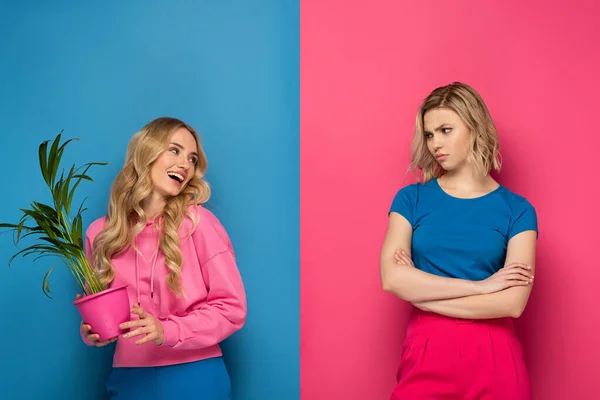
[73, 285, 130, 342]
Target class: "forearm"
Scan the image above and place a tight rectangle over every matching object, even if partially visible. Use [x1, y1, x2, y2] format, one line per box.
[414, 286, 529, 319]
[381, 262, 483, 303]
[160, 300, 246, 350]
[161, 251, 247, 350]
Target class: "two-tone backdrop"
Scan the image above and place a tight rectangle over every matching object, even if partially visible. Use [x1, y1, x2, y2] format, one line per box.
[1, 1, 598, 399]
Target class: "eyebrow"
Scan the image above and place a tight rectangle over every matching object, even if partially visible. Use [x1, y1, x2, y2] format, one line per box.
[424, 124, 451, 133]
[170, 142, 199, 158]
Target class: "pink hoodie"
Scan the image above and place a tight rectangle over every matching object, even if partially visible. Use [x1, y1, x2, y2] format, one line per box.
[81, 205, 247, 367]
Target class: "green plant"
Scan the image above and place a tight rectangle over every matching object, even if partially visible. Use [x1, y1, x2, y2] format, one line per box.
[0, 132, 108, 298]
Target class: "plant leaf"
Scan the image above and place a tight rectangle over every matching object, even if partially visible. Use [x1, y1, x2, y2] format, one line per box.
[38, 139, 50, 186]
[1, 131, 109, 296]
[42, 265, 57, 299]
[47, 133, 62, 187]
[8, 244, 61, 267]
[73, 213, 83, 247]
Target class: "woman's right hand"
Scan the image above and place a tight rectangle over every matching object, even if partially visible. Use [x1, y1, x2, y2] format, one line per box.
[477, 262, 534, 294]
[76, 294, 118, 347]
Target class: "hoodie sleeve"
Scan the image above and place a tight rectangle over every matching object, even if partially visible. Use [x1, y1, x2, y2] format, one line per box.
[159, 209, 247, 350]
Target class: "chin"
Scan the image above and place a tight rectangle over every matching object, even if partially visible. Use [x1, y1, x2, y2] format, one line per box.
[436, 160, 455, 170]
[156, 187, 181, 199]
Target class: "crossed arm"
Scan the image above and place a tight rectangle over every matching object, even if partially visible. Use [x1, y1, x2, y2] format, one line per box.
[380, 212, 537, 319]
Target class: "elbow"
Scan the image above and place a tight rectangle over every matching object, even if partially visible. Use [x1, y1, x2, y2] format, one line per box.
[381, 277, 394, 294]
[233, 300, 248, 329]
[381, 275, 419, 302]
[381, 274, 400, 296]
[509, 303, 527, 319]
[238, 308, 247, 328]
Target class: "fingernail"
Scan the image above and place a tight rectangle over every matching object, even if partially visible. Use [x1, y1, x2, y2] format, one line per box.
[123, 334, 128, 338]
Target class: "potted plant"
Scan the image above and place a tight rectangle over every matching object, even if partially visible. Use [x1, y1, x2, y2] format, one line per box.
[0, 132, 130, 341]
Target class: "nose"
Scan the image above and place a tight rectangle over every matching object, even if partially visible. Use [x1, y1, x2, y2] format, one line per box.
[177, 155, 192, 170]
[431, 135, 443, 151]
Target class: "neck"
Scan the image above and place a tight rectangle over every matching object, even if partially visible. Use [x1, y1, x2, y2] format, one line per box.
[439, 164, 495, 191]
[141, 192, 166, 220]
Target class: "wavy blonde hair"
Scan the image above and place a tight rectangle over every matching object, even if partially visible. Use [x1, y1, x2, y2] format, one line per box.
[93, 117, 211, 295]
[409, 82, 502, 183]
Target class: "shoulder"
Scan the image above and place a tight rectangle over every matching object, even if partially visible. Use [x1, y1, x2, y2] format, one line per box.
[184, 204, 234, 260]
[391, 180, 436, 205]
[187, 203, 224, 228]
[186, 204, 231, 244]
[498, 186, 537, 215]
[85, 216, 107, 241]
[498, 186, 538, 239]
[392, 182, 424, 200]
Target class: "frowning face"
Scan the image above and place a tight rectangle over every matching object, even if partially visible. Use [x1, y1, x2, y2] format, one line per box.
[423, 107, 472, 172]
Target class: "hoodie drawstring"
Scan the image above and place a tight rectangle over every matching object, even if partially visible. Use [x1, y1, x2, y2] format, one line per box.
[134, 236, 160, 307]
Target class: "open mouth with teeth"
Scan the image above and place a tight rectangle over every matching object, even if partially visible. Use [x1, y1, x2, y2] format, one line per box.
[167, 172, 185, 184]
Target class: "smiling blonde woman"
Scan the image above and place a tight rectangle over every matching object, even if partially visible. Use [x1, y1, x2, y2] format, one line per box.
[78, 117, 247, 399]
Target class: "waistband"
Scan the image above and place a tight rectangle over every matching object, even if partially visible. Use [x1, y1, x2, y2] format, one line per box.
[405, 309, 516, 338]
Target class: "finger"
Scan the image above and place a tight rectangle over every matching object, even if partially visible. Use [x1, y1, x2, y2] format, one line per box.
[505, 262, 531, 271]
[393, 253, 405, 264]
[75, 294, 83, 300]
[398, 252, 413, 266]
[505, 273, 533, 284]
[135, 332, 157, 346]
[512, 269, 534, 280]
[81, 324, 92, 332]
[87, 333, 101, 342]
[507, 279, 531, 287]
[499, 264, 532, 276]
[119, 319, 147, 330]
[123, 326, 153, 339]
[130, 306, 148, 319]
[507, 274, 531, 283]
[498, 268, 532, 280]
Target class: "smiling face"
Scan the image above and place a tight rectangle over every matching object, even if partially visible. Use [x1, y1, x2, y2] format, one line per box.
[149, 127, 200, 199]
[423, 107, 472, 173]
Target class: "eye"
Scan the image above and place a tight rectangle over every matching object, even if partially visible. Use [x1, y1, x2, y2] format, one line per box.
[424, 132, 433, 139]
[170, 147, 179, 155]
[442, 127, 452, 134]
[189, 156, 198, 165]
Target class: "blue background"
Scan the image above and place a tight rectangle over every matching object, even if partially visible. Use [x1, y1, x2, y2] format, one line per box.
[0, 1, 299, 399]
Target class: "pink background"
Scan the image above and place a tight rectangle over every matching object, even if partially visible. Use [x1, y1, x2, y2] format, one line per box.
[301, 1, 600, 399]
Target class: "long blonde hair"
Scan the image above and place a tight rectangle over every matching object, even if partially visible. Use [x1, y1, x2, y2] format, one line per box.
[93, 117, 211, 295]
[410, 82, 502, 183]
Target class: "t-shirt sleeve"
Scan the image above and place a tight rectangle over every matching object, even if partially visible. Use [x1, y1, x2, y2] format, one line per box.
[508, 199, 538, 240]
[389, 184, 417, 226]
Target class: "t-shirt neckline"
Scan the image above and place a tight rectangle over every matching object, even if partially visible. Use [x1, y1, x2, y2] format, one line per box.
[432, 178, 503, 200]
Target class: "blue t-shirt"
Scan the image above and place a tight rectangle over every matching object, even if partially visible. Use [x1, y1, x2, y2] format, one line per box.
[389, 178, 538, 281]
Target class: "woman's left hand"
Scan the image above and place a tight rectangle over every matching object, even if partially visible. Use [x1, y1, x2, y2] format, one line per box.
[119, 304, 164, 346]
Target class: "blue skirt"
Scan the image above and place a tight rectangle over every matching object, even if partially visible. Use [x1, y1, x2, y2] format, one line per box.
[106, 356, 232, 399]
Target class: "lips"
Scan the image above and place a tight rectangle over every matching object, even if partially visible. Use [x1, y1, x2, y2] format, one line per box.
[435, 154, 448, 160]
[167, 171, 186, 183]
